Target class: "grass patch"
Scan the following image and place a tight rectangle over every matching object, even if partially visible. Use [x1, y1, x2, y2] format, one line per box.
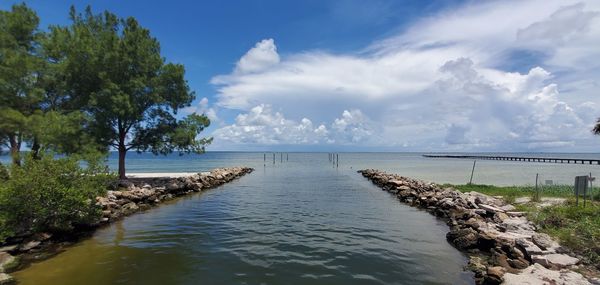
[445, 183, 600, 268]
[530, 201, 600, 267]
[444, 183, 600, 203]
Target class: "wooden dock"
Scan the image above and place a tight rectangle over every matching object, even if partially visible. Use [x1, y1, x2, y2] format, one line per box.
[423, 154, 600, 165]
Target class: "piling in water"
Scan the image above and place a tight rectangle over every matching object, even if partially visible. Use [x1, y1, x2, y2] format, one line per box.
[468, 160, 476, 184]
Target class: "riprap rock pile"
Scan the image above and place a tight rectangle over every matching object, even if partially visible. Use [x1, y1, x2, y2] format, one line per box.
[359, 169, 592, 285]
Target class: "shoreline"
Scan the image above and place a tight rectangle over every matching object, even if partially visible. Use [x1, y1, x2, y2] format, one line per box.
[358, 169, 598, 285]
[0, 167, 254, 284]
[126, 172, 200, 178]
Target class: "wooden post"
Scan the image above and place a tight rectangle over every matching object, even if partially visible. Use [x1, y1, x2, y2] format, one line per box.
[286, 153, 288, 161]
[584, 178, 587, 208]
[575, 176, 579, 207]
[273, 153, 275, 164]
[584, 187, 587, 208]
[469, 160, 476, 184]
[336, 153, 339, 168]
[590, 172, 594, 203]
[264, 153, 266, 167]
[535, 173, 539, 202]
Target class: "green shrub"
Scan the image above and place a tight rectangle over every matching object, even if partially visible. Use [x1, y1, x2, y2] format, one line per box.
[0, 163, 8, 181]
[530, 202, 600, 266]
[0, 154, 114, 241]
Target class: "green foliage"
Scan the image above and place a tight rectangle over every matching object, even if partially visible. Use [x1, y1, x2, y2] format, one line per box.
[28, 110, 101, 156]
[0, 3, 45, 164]
[0, 154, 113, 241]
[0, 162, 8, 181]
[2, 4, 211, 176]
[136, 113, 213, 155]
[45, 6, 211, 177]
[593, 117, 600, 135]
[529, 202, 600, 267]
[448, 183, 600, 202]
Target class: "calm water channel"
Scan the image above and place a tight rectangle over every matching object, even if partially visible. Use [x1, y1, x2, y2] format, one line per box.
[13, 153, 474, 284]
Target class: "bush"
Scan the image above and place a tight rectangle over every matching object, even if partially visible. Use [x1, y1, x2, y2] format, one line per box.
[530, 202, 600, 267]
[0, 163, 8, 181]
[0, 154, 114, 241]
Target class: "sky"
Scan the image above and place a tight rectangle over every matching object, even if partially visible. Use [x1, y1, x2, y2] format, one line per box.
[2, 0, 600, 152]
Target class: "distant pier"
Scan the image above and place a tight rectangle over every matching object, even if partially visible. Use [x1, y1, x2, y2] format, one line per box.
[423, 154, 600, 165]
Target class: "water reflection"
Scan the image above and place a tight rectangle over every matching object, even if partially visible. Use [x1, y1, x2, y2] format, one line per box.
[14, 154, 473, 284]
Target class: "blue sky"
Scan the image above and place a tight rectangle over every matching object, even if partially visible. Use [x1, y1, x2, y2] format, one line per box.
[3, 0, 600, 152]
[3, 0, 463, 105]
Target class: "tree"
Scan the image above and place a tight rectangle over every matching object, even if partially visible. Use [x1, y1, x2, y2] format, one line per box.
[593, 118, 600, 136]
[0, 3, 44, 165]
[48, 7, 211, 179]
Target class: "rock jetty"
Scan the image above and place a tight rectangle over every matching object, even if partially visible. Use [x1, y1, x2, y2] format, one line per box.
[0, 167, 253, 284]
[359, 169, 593, 285]
[96, 167, 254, 222]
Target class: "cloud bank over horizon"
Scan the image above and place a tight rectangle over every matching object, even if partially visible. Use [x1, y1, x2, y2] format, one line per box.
[195, 0, 600, 151]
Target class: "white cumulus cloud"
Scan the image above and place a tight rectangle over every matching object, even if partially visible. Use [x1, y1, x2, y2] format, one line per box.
[234, 38, 280, 74]
[209, 0, 600, 151]
[212, 105, 379, 146]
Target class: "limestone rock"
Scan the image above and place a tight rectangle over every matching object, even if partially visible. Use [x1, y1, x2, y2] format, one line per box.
[508, 257, 529, 269]
[516, 239, 544, 258]
[165, 182, 180, 191]
[506, 211, 525, 217]
[503, 263, 591, 285]
[494, 212, 510, 222]
[472, 209, 486, 216]
[532, 254, 579, 269]
[447, 227, 478, 249]
[480, 204, 506, 214]
[467, 191, 504, 207]
[532, 233, 557, 251]
[468, 256, 487, 277]
[502, 218, 536, 235]
[389, 180, 405, 187]
[357, 169, 591, 285]
[19, 240, 40, 252]
[0, 246, 16, 254]
[486, 266, 506, 284]
[500, 204, 516, 211]
[121, 202, 139, 215]
[0, 273, 14, 285]
[0, 253, 17, 273]
[491, 251, 519, 273]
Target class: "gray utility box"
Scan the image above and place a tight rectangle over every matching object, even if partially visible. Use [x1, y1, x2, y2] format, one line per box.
[574, 176, 588, 197]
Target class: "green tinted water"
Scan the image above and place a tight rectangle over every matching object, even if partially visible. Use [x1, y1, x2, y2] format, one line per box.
[13, 154, 473, 284]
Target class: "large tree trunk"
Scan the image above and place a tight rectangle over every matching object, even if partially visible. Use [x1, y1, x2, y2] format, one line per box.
[31, 136, 40, 160]
[118, 133, 127, 180]
[118, 148, 126, 179]
[9, 134, 21, 166]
